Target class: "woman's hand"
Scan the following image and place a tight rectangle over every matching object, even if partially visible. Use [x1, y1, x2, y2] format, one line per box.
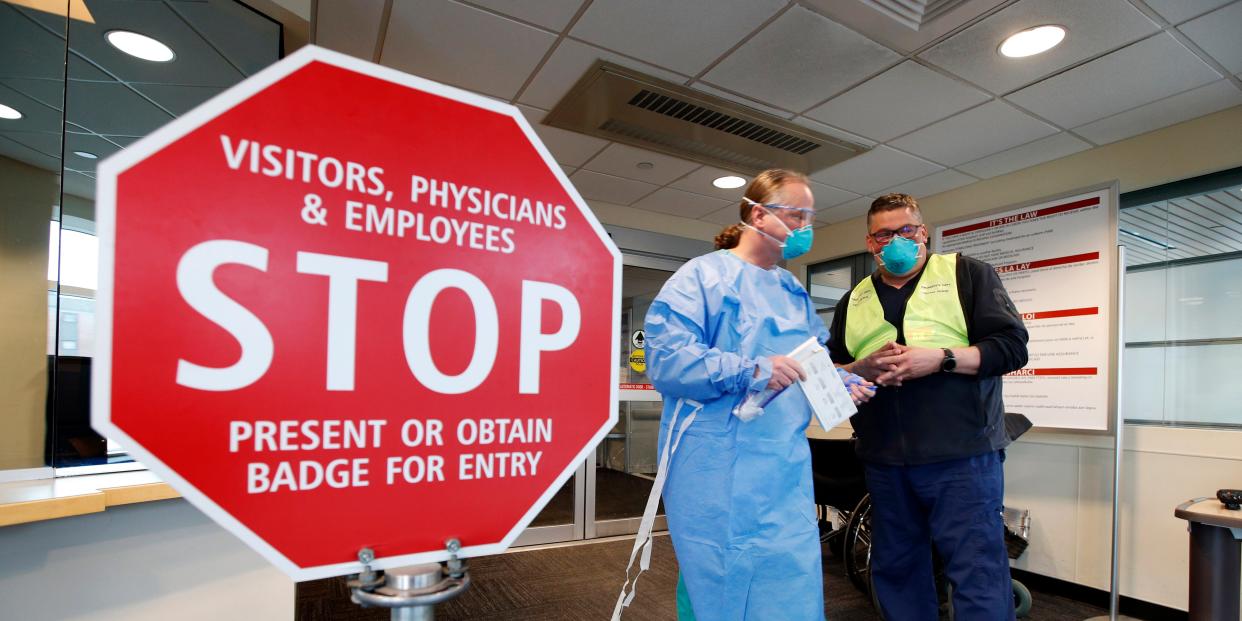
[766, 355, 806, 391]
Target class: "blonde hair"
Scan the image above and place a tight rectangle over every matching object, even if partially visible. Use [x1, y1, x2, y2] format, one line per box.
[714, 168, 810, 249]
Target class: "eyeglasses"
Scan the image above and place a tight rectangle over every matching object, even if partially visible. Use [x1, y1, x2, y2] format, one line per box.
[753, 202, 815, 227]
[869, 224, 922, 244]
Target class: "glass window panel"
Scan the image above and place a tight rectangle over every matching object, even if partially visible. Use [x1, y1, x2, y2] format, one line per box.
[1, 0, 66, 473]
[47, 0, 283, 470]
[1122, 174, 1242, 428]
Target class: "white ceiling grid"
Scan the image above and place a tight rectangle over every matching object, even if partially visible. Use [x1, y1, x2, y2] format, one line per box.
[3, 0, 1240, 231]
[337, 0, 1242, 230]
[0, 0, 281, 199]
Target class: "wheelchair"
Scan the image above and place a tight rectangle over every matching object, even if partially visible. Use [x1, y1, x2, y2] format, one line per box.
[810, 413, 1035, 619]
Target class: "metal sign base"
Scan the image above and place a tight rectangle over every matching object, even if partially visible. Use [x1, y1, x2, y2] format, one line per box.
[348, 540, 471, 620]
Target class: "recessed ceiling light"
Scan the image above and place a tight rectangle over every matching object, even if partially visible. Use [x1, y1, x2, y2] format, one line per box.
[713, 175, 746, 189]
[999, 25, 1066, 58]
[0, 103, 22, 120]
[73, 151, 98, 159]
[105, 30, 175, 62]
[636, 161, 654, 170]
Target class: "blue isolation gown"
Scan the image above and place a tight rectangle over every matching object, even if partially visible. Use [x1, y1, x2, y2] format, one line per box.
[645, 249, 830, 621]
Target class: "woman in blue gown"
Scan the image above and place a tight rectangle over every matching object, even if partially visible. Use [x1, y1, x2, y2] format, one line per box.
[642, 169, 873, 620]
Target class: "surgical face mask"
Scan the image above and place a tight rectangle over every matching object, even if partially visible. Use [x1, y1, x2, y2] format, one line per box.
[742, 198, 815, 260]
[876, 235, 923, 276]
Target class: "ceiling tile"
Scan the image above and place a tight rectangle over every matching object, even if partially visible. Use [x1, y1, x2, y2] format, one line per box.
[1179, 2, 1242, 75]
[880, 169, 978, 198]
[804, 61, 990, 142]
[66, 54, 116, 82]
[700, 204, 746, 227]
[688, 82, 795, 119]
[1006, 33, 1222, 128]
[702, 5, 901, 113]
[66, 81, 173, 135]
[809, 182, 860, 209]
[560, 164, 577, 176]
[1, 78, 64, 111]
[889, 100, 1059, 166]
[518, 38, 690, 110]
[632, 187, 733, 219]
[818, 196, 873, 224]
[63, 169, 96, 199]
[381, 0, 557, 100]
[571, 0, 787, 75]
[1143, 0, 1234, 24]
[808, 145, 944, 195]
[313, 0, 387, 61]
[919, 0, 1159, 94]
[0, 132, 60, 171]
[0, 82, 61, 134]
[1, 3, 67, 80]
[1073, 80, 1242, 145]
[63, 0, 247, 87]
[64, 133, 124, 173]
[581, 142, 701, 185]
[130, 84, 223, 116]
[517, 105, 609, 167]
[569, 169, 659, 204]
[789, 116, 878, 148]
[167, 0, 281, 76]
[0, 130, 59, 157]
[669, 165, 751, 201]
[957, 132, 1092, 178]
[468, 0, 585, 31]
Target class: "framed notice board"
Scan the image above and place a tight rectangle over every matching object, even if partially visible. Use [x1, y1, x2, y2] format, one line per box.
[934, 183, 1119, 431]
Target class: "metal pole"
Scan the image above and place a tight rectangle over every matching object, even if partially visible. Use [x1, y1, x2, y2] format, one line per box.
[386, 564, 442, 621]
[1087, 245, 1136, 621]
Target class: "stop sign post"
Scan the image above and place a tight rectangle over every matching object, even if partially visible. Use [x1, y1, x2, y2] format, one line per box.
[92, 46, 620, 581]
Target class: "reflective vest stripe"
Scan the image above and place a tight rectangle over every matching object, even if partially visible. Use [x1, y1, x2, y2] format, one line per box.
[844, 253, 969, 360]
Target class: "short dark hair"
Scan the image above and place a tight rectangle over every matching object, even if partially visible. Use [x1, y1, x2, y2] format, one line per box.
[867, 193, 922, 226]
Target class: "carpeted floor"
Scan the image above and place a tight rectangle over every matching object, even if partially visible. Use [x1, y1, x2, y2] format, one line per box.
[296, 535, 1123, 620]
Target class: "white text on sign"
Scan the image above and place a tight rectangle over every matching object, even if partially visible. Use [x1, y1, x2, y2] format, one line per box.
[235, 417, 553, 494]
[174, 241, 580, 394]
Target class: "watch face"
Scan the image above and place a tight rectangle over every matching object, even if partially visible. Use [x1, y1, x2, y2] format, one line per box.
[943, 359, 956, 371]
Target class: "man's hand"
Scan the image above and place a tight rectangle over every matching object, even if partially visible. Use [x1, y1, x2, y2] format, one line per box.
[873, 346, 944, 386]
[847, 341, 902, 381]
[766, 355, 807, 391]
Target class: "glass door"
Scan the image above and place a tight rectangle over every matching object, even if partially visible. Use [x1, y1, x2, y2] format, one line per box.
[587, 259, 680, 538]
[515, 255, 685, 545]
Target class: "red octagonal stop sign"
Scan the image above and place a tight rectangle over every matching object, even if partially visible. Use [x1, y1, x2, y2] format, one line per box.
[92, 46, 620, 580]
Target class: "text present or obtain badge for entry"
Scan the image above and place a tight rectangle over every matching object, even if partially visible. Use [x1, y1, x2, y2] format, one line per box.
[788, 337, 857, 430]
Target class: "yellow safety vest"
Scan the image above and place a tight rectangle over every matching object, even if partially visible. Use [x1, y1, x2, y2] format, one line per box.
[844, 253, 969, 360]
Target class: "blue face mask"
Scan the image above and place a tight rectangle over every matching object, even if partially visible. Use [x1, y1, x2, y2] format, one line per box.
[742, 200, 815, 260]
[878, 235, 922, 276]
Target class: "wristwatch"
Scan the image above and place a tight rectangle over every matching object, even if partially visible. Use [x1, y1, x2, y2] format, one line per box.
[940, 348, 957, 373]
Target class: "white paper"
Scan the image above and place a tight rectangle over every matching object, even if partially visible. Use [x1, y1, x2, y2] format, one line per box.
[788, 337, 856, 430]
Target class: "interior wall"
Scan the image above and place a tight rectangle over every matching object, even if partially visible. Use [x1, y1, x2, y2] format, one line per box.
[0, 499, 294, 621]
[0, 155, 55, 470]
[803, 104, 1242, 611]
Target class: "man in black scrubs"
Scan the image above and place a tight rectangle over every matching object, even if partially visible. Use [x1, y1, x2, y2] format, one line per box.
[826, 193, 1029, 621]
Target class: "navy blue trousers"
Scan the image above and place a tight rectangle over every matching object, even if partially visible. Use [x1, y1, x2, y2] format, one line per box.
[864, 451, 1014, 621]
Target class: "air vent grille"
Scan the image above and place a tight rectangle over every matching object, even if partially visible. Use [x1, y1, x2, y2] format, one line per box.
[626, 90, 821, 155]
[599, 118, 777, 172]
[543, 61, 866, 175]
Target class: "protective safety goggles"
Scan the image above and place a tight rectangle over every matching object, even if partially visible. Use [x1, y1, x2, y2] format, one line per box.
[869, 223, 923, 244]
[744, 197, 815, 227]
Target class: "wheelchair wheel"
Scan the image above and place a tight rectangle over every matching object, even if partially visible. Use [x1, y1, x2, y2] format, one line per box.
[1013, 578, 1032, 618]
[842, 493, 873, 595]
